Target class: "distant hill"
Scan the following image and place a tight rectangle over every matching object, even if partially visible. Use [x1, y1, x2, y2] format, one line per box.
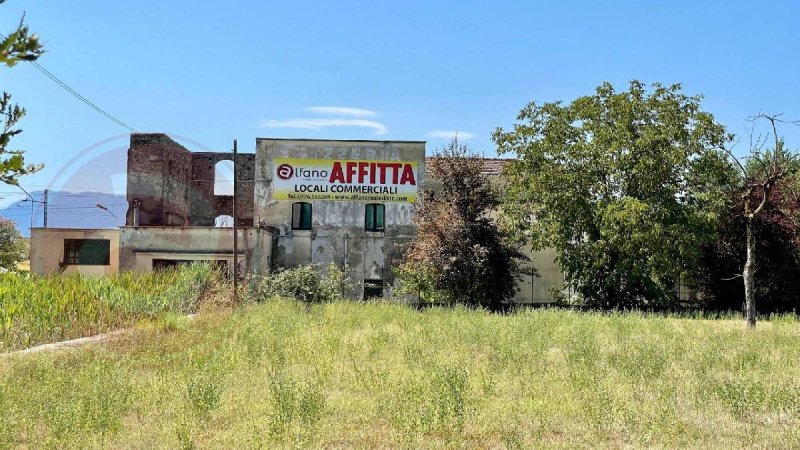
[0, 191, 127, 237]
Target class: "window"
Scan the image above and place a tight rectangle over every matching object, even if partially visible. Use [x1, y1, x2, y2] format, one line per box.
[364, 279, 383, 299]
[214, 160, 234, 196]
[64, 239, 110, 265]
[291, 202, 312, 230]
[365, 203, 385, 232]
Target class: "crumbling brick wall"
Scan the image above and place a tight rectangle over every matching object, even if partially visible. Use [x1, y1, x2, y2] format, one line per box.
[126, 134, 254, 226]
[188, 152, 254, 226]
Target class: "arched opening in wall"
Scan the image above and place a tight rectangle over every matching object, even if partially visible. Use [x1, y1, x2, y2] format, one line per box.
[215, 215, 233, 227]
[214, 160, 234, 196]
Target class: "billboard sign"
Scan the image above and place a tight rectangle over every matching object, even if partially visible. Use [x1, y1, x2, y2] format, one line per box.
[272, 157, 418, 202]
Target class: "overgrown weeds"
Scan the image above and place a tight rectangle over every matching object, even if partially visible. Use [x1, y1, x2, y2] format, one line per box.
[0, 263, 219, 351]
[0, 301, 799, 447]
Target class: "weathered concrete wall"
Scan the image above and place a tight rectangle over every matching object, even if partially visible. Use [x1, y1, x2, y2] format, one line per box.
[30, 228, 120, 275]
[119, 226, 273, 274]
[255, 138, 425, 297]
[126, 134, 255, 227]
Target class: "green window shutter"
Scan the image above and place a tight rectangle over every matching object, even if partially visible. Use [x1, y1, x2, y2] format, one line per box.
[64, 239, 110, 265]
[365, 204, 384, 231]
[366, 204, 375, 230]
[375, 204, 385, 230]
[301, 203, 312, 230]
[78, 239, 110, 265]
[292, 203, 312, 230]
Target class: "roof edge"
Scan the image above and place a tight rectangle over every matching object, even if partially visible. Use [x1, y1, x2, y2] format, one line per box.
[257, 137, 426, 144]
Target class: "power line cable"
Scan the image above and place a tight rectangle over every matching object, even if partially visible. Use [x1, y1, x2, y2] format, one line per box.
[5, 183, 128, 190]
[1, 190, 128, 195]
[45, 193, 128, 198]
[1, 32, 138, 133]
[28, 61, 138, 133]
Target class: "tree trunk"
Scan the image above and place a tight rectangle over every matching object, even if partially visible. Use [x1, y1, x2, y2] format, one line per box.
[743, 217, 757, 328]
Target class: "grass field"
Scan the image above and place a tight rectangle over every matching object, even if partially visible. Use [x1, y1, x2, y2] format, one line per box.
[1, 299, 799, 448]
[0, 264, 218, 351]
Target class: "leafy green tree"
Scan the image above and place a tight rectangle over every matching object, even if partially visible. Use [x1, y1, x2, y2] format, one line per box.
[1, 1, 44, 185]
[493, 81, 735, 309]
[0, 218, 26, 271]
[395, 138, 528, 310]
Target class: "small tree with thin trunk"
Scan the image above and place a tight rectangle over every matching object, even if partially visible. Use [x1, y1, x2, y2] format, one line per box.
[723, 114, 800, 327]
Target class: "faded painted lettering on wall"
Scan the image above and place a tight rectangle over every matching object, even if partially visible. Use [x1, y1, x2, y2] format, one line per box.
[273, 157, 418, 202]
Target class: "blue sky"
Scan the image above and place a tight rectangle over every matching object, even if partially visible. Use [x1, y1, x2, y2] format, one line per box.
[2, 0, 800, 209]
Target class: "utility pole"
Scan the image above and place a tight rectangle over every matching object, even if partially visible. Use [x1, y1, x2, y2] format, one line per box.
[27, 195, 33, 231]
[232, 139, 238, 302]
[43, 189, 48, 228]
[15, 185, 42, 231]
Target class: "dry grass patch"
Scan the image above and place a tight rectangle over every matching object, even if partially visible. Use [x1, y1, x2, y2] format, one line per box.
[0, 301, 799, 448]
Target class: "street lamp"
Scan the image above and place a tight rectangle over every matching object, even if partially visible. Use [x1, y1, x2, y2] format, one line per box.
[95, 203, 117, 218]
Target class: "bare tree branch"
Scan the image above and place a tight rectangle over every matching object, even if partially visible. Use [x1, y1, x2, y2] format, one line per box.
[724, 146, 747, 176]
[721, 274, 743, 281]
[752, 186, 771, 216]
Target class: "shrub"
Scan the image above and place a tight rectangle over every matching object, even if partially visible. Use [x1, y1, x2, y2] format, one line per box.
[393, 262, 451, 306]
[248, 263, 355, 303]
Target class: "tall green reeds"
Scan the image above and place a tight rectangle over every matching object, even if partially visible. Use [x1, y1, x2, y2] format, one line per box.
[0, 263, 218, 351]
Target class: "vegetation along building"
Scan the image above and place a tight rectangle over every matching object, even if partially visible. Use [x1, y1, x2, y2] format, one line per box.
[30, 133, 564, 303]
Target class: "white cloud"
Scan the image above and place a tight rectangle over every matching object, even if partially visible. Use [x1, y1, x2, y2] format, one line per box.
[260, 118, 388, 135]
[306, 106, 378, 117]
[426, 130, 476, 140]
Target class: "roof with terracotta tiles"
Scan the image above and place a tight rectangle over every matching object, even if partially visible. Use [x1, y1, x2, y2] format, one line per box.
[424, 157, 512, 177]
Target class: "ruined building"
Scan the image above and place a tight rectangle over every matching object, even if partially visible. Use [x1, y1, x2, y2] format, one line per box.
[29, 133, 564, 302]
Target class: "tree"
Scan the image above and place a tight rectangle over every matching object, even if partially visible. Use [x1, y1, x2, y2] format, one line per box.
[720, 114, 800, 327]
[1, 1, 44, 185]
[395, 138, 528, 310]
[695, 188, 800, 314]
[493, 81, 735, 309]
[0, 218, 26, 271]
